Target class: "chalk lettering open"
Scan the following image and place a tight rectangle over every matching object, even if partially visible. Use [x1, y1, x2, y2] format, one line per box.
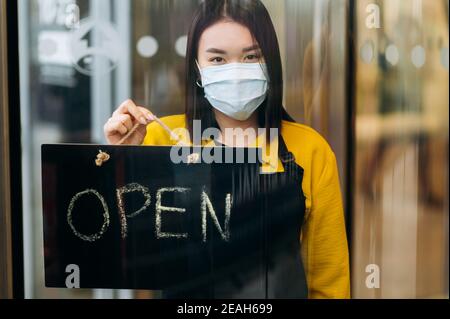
[67, 184, 232, 243]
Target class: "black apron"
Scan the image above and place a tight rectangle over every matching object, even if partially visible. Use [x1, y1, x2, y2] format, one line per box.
[164, 137, 308, 299]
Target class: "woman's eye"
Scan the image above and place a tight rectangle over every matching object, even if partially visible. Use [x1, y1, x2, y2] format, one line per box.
[245, 54, 261, 62]
[210, 57, 225, 64]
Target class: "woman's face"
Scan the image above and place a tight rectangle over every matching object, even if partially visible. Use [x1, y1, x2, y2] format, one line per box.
[197, 20, 263, 68]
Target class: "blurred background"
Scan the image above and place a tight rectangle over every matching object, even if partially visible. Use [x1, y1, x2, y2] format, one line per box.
[10, 0, 449, 298]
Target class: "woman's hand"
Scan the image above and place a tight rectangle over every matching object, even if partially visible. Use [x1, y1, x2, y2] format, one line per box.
[104, 99, 155, 145]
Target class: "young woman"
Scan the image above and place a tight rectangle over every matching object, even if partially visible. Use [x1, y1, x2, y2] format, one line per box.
[104, 0, 350, 299]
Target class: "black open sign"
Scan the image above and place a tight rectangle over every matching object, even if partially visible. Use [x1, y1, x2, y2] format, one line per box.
[41, 144, 263, 292]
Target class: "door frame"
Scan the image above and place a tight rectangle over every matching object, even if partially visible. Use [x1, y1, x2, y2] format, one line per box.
[0, 0, 14, 299]
[0, 0, 24, 299]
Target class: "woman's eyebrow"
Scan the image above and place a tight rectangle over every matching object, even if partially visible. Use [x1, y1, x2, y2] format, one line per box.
[205, 45, 260, 54]
[242, 45, 260, 52]
[206, 48, 227, 54]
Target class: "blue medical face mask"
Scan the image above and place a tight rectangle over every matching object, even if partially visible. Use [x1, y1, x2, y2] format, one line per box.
[197, 62, 269, 121]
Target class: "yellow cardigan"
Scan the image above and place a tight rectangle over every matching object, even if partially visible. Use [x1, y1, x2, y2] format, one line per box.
[142, 114, 351, 299]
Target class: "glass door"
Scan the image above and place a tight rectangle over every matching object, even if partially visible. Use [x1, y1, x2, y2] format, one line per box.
[16, 0, 350, 299]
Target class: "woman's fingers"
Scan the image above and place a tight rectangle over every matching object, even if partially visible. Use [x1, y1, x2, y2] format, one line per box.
[137, 106, 156, 122]
[108, 113, 133, 131]
[105, 99, 155, 145]
[115, 99, 152, 125]
[104, 118, 128, 137]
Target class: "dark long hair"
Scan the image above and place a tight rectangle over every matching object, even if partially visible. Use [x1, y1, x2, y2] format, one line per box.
[185, 0, 294, 142]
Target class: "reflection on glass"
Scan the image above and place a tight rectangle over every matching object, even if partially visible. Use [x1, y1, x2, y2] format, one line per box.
[353, 0, 449, 298]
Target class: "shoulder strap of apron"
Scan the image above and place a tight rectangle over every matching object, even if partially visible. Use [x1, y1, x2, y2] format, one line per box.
[278, 136, 296, 166]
